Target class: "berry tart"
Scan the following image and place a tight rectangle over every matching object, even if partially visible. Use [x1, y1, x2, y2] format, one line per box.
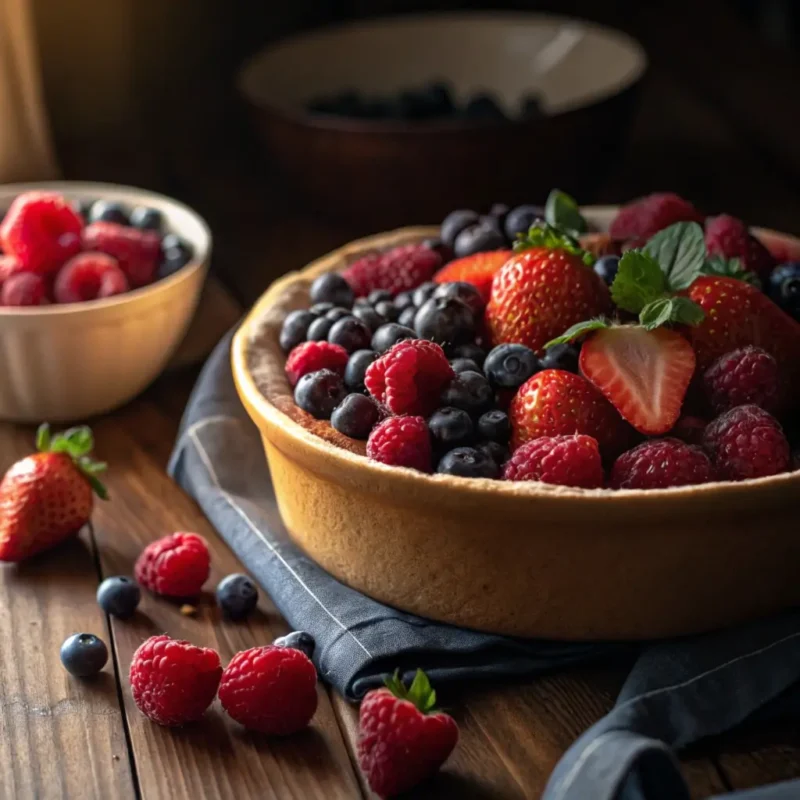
[233, 193, 800, 640]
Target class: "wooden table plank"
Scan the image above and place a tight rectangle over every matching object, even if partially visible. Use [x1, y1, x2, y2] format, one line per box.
[0, 426, 136, 800]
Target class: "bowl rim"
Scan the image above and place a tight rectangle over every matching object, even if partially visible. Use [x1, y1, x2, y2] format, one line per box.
[232, 208, 800, 515]
[237, 10, 648, 135]
[0, 180, 212, 318]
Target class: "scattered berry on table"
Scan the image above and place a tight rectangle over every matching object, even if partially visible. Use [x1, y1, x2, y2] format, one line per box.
[705, 214, 776, 279]
[453, 221, 506, 258]
[134, 531, 211, 597]
[477, 410, 511, 444]
[504, 204, 544, 240]
[1, 272, 47, 306]
[342, 243, 442, 298]
[310, 272, 355, 308]
[280, 309, 316, 352]
[328, 317, 372, 353]
[273, 631, 316, 660]
[398, 305, 418, 328]
[130, 635, 222, 726]
[367, 416, 432, 472]
[450, 358, 480, 374]
[428, 407, 475, 450]
[451, 342, 486, 366]
[216, 573, 259, 620]
[483, 344, 540, 390]
[331, 393, 382, 439]
[503, 434, 603, 489]
[294, 369, 348, 420]
[88, 200, 129, 225]
[437, 446, 499, 478]
[83, 221, 161, 287]
[60, 633, 108, 677]
[475, 440, 510, 466]
[440, 209, 480, 249]
[130, 206, 163, 232]
[412, 281, 438, 308]
[353, 304, 385, 331]
[97, 576, 141, 618]
[610, 438, 714, 490]
[593, 255, 620, 285]
[306, 315, 334, 341]
[608, 192, 704, 241]
[54, 253, 129, 303]
[325, 306, 352, 322]
[703, 404, 790, 481]
[413, 296, 475, 346]
[218, 644, 318, 735]
[540, 342, 579, 373]
[285, 341, 348, 387]
[703, 346, 779, 414]
[344, 349, 379, 393]
[371, 323, 416, 354]
[433, 250, 512, 304]
[374, 299, 400, 322]
[432, 281, 484, 315]
[358, 669, 458, 799]
[440, 370, 493, 417]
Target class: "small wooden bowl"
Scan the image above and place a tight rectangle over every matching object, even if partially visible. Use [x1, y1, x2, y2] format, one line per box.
[238, 13, 646, 227]
[232, 211, 800, 640]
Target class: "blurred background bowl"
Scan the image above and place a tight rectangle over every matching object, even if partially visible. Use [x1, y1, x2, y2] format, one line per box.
[0, 181, 211, 423]
[238, 12, 647, 228]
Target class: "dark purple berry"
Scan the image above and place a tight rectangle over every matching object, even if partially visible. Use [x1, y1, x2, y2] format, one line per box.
[374, 300, 400, 322]
[475, 440, 510, 466]
[451, 343, 486, 366]
[414, 296, 475, 346]
[394, 291, 415, 311]
[398, 306, 417, 328]
[504, 205, 545, 240]
[96, 576, 140, 618]
[328, 317, 371, 353]
[540, 343, 580, 373]
[309, 302, 334, 316]
[60, 633, 108, 677]
[433, 281, 484, 315]
[280, 310, 315, 352]
[130, 206, 163, 232]
[429, 407, 474, 450]
[371, 323, 415, 354]
[440, 371, 493, 416]
[325, 307, 352, 322]
[353, 305, 385, 332]
[216, 573, 258, 620]
[441, 209, 479, 249]
[453, 222, 506, 258]
[307, 316, 334, 341]
[331, 393, 382, 439]
[88, 200, 129, 225]
[451, 358, 480, 374]
[273, 631, 315, 660]
[593, 255, 620, 286]
[368, 289, 392, 305]
[768, 262, 800, 302]
[412, 281, 438, 308]
[310, 273, 355, 308]
[436, 447, 499, 478]
[484, 344, 540, 389]
[422, 239, 454, 263]
[344, 349, 378, 393]
[294, 369, 347, 420]
[477, 410, 511, 444]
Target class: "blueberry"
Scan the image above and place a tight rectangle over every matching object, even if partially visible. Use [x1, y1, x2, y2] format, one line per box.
[88, 200, 129, 225]
[436, 447, 499, 478]
[215, 573, 259, 620]
[453, 222, 507, 258]
[96, 576, 141, 618]
[328, 317, 372, 353]
[331, 393, 382, 439]
[414, 296, 475, 346]
[429, 407, 474, 450]
[421, 239, 454, 263]
[60, 633, 108, 677]
[477, 410, 511, 444]
[307, 316, 334, 341]
[504, 205, 545, 240]
[413, 281, 439, 308]
[488, 203, 510, 225]
[75, 198, 93, 219]
[273, 631, 315, 660]
[398, 306, 418, 328]
[160, 235, 193, 272]
[451, 358, 481, 374]
[310, 273, 355, 308]
[441, 210, 479, 249]
[157, 250, 191, 279]
[344, 349, 378, 392]
[374, 300, 400, 322]
[309, 302, 335, 317]
[484, 344, 540, 389]
[130, 206, 163, 232]
[353, 305, 385, 332]
[325, 307, 353, 322]
[540, 343, 580, 373]
[463, 94, 508, 122]
[279, 310, 315, 352]
[594, 255, 620, 286]
[440, 371, 493, 416]
[475, 440, 510, 466]
[433, 281, 484, 315]
[371, 323, 415, 354]
[368, 289, 393, 305]
[779, 277, 800, 317]
[294, 369, 347, 420]
[451, 343, 486, 366]
[394, 291, 415, 311]
[768, 262, 800, 299]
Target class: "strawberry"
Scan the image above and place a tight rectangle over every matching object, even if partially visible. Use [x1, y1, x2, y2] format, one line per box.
[609, 193, 704, 241]
[358, 669, 458, 798]
[342, 243, 442, 298]
[704, 214, 776, 279]
[0, 425, 107, 562]
[485, 225, 611, 355]
[433, 250, 511, 303]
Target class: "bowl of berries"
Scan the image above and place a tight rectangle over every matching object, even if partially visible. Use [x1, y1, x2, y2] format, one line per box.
[0, 182, 211, 422]
[233, 190, 800, 640]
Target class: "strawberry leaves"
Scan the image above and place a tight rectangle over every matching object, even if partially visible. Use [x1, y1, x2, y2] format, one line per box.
[513, 222, 594, 266]
[610, 251, 666, 313]
[546, 318, 610, 347]
[36, 423, 108, 500]
[642, 221, 706, 291]
[384, 669, 438, 714]
[544, 189, 587, 236]
[701, 254, 760, 286]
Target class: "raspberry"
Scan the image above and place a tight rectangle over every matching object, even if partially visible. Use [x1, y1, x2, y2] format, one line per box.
[609, 192, 704, 241]
[367, 416, 432, 472]
[0, 254, 25, 286]
[342, 243, 442, 298]
[502, 435, 603, 488]
[134, 532, 211, 597]
[1, 273, 47, 306]
[285, 340, 348, 387]
[669, 416, 707, 446]
[82, 221, 161, 287]
[0, 191, 83, 274]
[705, 215, 776, 279]
[129, 635, 222, 726]
[703, 404, 790, 480]
[610, 438, 714, 490]
[218, 645, 318, 735]
[365, 339, 454, 416]
[54, 253, 129, 303]
[703, 346, 779, 414]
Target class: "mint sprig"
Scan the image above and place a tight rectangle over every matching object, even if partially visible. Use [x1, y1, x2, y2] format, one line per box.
[544, 189, 587, 236]
[642, 221, 706, 291]
[383, 669, 438, 714]
[611, 251, 666, 313]
[513, 222, 594, 266]
[36, 423, 108, 500]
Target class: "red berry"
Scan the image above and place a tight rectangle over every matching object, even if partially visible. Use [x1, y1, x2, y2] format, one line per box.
[342, 243, 442, 298]
[705, 214, 776, 279]
[82, 221, 161, 287]
[703, 346, 779, 414]
[367, 416, 432, 473]
[611, 438, 714, 490]
[703, 404, 790, 481]
[365, 339, 453, 416]
[503, 434, 603, 488]
[129, 635, 222, 726]
[1, 272, 47, 306]
[134, 532, 211, 597]
[433, 250, 512, 303]
[0, 254, 25, 286]
[609, 192, 704, 241]
[0, 191, 83, 275]
[53, 252, 129, 303]
[285, 340, 348, 387]
[218, 645, 318, 735]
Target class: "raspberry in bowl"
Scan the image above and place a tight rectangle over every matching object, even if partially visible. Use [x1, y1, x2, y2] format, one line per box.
[0, 182, 211, 422]
[233, 203, 800, 642]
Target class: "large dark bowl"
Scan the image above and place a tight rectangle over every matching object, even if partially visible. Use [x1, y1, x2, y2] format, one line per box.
[237, 13, 647, 227]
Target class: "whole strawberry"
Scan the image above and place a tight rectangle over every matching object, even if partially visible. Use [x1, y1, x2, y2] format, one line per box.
[358, 669, 458, 799]
[0, 424, 107, 562]
[433, 250, 511, 303]
[342, 243, 442, 298]
[486, 225, 611, 355]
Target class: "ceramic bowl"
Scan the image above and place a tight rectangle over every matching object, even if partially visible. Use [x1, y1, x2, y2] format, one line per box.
[232, 210, 800, 640]
[0, 181, 211, 422]
[238, 13, 647, 227]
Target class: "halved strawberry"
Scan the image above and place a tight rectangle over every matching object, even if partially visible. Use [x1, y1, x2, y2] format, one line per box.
[433, 250, 511, 303]
[579, 326, 696, 435]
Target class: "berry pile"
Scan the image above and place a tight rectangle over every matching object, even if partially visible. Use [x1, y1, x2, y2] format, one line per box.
[0, 191, 194, 307]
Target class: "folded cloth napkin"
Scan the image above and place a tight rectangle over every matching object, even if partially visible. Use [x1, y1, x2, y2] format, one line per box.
[170, 330, 800, 800]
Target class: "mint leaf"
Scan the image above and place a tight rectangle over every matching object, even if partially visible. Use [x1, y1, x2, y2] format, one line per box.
[610, 251, 666, 313]
[639, 297, 705, 330]
[643, 221, 705, 291]
[545, 318, 609, 348]
[36, 423, 51, 453]
[513, 222, 594, 265]
[544, 189, 587, 236]
[668, 296, 705, 325]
